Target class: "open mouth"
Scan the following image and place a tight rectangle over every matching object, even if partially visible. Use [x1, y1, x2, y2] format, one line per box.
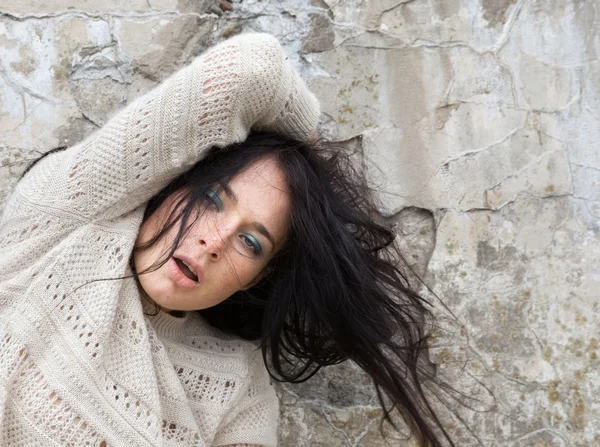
[173, 257, 198, 282]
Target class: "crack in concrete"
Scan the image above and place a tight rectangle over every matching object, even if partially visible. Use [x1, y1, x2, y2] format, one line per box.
[483, 147, 572, 201]
[572, 163, 600, 173]
[78, 110, 102, 128]
[360, 0, 418, 31]
[285, 398, 383, 412]
[564, 141, 578, 208]
[434, 192, 575, 216]
[0, 147, 44, 170]
[492, 52, 519, 106]
[342, 38, 474, 51]
[106, 15, 130, 80]
[492, 0, 524, 53]
[0, 59, 66, 106]
[512, 428, 571, 446]
[432, 124, 524, 180]
[410, 39, 472, 50]
[8, 98, 47, 133]
[319, 408, 354, 446]
[572, 194, 600, 202]
[474, 192, 574, 213]
[0, 9, 217, 22]
[379, 0, 417, 16]
[70, 43, 132, 84]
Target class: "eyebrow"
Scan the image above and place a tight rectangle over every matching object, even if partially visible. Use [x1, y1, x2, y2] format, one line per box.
[221, 183, 276, 249]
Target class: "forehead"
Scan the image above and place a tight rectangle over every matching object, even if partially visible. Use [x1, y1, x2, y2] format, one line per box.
[229, 157, 291, 243]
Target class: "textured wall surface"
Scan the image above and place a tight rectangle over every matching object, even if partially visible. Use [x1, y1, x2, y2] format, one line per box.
[0, 0, 598, 445]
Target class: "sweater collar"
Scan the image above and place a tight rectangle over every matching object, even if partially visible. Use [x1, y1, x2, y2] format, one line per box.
[140, 295, 191, 339]
[149, 309, 190, 339]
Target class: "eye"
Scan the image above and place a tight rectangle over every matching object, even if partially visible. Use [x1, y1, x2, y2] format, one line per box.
[205, 188, 223, 211]
[240, 234, 263, 256]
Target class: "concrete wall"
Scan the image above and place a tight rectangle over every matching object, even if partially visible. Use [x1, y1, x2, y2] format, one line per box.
[0, 1, 598, 445]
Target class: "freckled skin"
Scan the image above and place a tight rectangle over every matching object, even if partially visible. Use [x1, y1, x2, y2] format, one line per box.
[134, 156, 291, 312]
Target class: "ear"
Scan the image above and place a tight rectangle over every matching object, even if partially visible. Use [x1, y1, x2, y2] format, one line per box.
[239, 266, 271, 291]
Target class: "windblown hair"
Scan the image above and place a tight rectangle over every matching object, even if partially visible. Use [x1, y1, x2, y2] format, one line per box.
[23, 132, 455, 446]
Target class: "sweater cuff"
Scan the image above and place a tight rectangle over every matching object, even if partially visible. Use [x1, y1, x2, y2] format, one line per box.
[270, 78, 321, 140]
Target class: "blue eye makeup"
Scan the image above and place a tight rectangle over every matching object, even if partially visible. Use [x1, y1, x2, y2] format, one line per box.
[205, 188, 224, 211]
[241, 234, 263, 256]
[205, 187, 264, 257]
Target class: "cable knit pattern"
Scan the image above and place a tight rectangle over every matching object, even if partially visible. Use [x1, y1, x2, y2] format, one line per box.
[0, 33, 320, 446]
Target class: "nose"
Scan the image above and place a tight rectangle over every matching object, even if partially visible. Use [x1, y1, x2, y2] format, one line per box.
[198, 236, 223, 260]
[198, 226, 232, 260]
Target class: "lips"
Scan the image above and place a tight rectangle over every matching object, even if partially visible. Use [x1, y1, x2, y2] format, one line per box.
[174, 257, 197, 281]
[168, 254, 204, 289]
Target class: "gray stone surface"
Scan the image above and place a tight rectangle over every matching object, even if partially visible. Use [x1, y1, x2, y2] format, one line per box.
[300, 13, 335, 54]
[114, 15, 214, 82]
[0, 0, 598, 445]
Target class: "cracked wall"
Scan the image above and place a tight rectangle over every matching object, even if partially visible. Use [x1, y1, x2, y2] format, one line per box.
[0, 0, 598, 445]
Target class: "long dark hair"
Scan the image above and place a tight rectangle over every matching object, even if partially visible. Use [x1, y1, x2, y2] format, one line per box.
[22, 132, 456, 446]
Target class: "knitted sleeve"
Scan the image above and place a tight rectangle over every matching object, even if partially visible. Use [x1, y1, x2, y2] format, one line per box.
[8, 33, 320, 223]
[212, 352, 279, 447]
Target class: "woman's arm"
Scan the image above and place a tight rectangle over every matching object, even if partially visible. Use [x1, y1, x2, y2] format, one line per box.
[7, 33, 319, 224]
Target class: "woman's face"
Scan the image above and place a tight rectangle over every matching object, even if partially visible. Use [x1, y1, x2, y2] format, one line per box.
[134, 156, 291, 312]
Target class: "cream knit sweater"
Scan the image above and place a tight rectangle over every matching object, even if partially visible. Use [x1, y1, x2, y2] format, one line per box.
[0, 33, 320, 446]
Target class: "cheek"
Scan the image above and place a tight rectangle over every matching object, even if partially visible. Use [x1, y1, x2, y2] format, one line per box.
[135, 219, 153, 248]
[216, 253, 263, 289]
[133, 224, 155, 273]
[136, 212, 169, 254]
[134, 217, 182, 280]
[137, 190, 189, 250]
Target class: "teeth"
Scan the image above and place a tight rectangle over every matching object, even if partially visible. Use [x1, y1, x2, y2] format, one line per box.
[181, 260, 197, 277]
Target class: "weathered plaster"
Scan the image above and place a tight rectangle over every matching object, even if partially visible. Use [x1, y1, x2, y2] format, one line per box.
[0, 0, 598, 445]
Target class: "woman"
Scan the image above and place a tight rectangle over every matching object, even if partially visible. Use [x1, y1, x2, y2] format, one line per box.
[0, 33, 453, 446]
